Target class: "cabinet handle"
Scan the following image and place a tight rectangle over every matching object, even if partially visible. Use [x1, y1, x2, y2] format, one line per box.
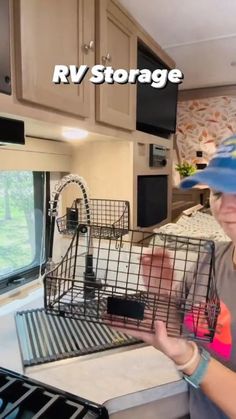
[101, 53, 111, 63]
[83, 40, 94, 52]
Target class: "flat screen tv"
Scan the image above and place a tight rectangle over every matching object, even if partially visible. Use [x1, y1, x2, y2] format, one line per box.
[136, 43, 179, 138]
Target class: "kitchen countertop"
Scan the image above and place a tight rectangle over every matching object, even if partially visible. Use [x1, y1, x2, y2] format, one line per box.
[0, 284, 183, 412]
[27, 345, 182, 405]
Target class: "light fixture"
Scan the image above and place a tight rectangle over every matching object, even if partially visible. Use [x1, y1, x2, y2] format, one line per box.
[230, 61, 236, 67]
[62, 128, 88, 140]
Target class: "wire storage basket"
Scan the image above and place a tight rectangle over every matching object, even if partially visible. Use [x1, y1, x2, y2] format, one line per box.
[56, 199, 130, 239]
[44, 226, 220, 343]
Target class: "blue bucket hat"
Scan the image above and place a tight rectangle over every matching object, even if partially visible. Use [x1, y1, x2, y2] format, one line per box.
[180, 135, 236, 193]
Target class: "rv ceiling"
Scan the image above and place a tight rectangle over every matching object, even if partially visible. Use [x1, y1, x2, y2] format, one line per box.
[120, 0, 236, 89]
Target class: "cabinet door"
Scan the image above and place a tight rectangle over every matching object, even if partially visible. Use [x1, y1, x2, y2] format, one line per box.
[14, 0, 94, 117]
[96, 0, 136, 130]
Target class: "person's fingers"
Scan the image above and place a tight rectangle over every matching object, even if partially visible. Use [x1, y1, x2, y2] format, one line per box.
[140, 248, 172, 269]
[153, 320, 186, 357]
[109, 324, 155, 345]
[103, 314, 152, 333]
[103, 307, 156, 343]
[154, 320, 169, 343]
[140, 248, 174, 295]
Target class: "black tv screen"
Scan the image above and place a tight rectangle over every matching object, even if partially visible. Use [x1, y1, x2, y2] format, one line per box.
[136, 44, 179, 138]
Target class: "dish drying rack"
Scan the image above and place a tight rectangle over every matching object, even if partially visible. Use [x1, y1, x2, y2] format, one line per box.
[45, 218, 220, 343]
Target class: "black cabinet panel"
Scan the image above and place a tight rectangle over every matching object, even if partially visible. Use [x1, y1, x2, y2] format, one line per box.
[137, 175, 168, 227]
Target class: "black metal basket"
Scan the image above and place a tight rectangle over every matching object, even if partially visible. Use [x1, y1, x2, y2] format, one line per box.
[56, 199, 129, 239]
[44, 226, 220, 343]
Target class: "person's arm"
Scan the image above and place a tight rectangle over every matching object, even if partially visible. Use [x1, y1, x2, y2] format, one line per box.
[188, 355, 236, 419]
[107, 248, 236, 417]
[170, 326, 236, 418]
[112, 320, 236, 418]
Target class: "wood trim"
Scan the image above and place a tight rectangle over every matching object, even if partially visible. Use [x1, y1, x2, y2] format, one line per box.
[0, 137, 72, 171]
[173, 134, 181, 164]
[13, 0, 90, 118]
[96, 0, 136, 130]
[179, 84, 236, 101]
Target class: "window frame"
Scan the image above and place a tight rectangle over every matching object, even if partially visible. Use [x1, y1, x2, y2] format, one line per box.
[0, 171, 50, 293]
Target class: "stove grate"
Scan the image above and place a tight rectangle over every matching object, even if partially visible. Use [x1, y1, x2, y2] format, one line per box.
[0, 367, 108, 418]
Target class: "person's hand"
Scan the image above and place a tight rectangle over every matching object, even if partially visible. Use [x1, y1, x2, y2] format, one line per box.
[105, 247, 195, 364]
[109, 318, 195, 367]
[140, 247, 174, 296]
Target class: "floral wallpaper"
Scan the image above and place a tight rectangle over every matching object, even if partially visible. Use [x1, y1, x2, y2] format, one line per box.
[176, 96, 236, 164]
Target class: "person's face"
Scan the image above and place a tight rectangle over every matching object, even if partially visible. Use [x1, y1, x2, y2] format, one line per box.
[210, 191, 236, 242]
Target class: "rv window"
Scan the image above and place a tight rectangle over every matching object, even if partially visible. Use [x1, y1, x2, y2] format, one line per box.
[0, 171, 49, 293]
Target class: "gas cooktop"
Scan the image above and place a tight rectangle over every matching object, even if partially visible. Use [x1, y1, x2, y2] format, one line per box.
[0, 367, 108, 418]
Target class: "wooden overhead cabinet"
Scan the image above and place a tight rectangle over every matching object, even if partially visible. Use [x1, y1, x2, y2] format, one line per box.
[11, 0, 174, 134]
[96, 0, 137, 130]
[14, 0, 94, 117]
